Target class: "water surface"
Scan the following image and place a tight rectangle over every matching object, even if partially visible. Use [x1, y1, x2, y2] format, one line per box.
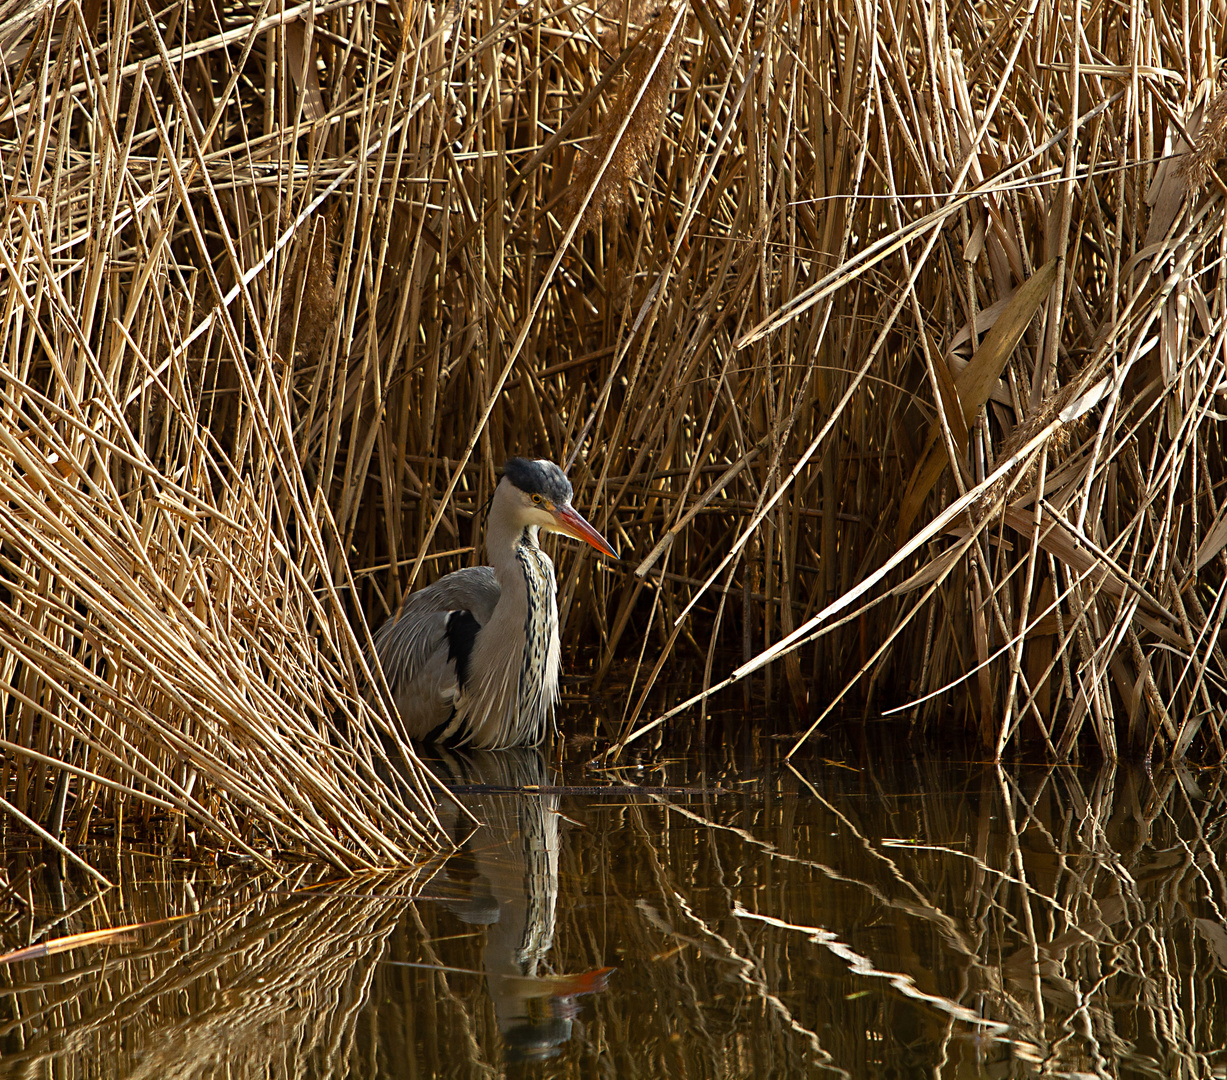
[2, 731, 1224, 1077]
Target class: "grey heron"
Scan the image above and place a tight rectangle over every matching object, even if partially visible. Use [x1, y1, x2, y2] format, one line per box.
[372, 458, 616, 749]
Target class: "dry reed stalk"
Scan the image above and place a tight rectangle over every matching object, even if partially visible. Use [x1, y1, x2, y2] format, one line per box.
[2, 0, 1226, 793]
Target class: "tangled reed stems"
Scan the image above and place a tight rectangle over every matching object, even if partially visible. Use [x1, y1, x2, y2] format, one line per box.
[0, 0, 448, 869]
[2, 0, 1226, 873]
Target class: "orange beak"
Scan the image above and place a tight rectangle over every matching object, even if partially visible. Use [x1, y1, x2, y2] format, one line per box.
[551, 503, 617, 558]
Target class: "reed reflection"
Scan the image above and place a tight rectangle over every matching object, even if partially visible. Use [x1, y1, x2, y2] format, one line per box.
[424, 747, 611, 1063]
[3, 745, 1223, 1079]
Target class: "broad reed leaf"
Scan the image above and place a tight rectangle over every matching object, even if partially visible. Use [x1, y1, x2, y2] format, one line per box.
[0, 919, 194, 965]
[953, 260, 1058, 410]
[897, 260, 1058, 540]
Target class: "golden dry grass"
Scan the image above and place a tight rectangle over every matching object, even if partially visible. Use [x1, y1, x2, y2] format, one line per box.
[2, 0, 1227, 872]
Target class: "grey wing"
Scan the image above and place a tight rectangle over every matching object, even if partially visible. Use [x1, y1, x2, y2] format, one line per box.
[370, 566, 501, 738]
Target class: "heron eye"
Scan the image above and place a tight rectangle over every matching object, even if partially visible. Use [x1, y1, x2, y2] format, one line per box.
[532, 494, 543, 504]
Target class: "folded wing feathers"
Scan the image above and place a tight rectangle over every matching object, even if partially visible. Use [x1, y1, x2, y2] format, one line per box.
[370, 567, 501, 737]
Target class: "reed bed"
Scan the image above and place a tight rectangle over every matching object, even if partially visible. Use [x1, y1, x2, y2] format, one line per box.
[1, 0, 1225, 890]
[296, 0, 1227, 762]
[0, 0, 449, 867]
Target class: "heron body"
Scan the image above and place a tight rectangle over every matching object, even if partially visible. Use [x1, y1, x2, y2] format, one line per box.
[372, 458, 615, 749]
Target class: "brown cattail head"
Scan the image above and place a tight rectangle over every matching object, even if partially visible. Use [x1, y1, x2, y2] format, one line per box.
[562, 7, 683, 237]
[1181, 88, 1227, 190]
[278, 212, 337, 366]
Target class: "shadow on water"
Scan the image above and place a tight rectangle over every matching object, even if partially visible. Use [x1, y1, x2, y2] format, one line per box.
[2, 731, 1226, 1077]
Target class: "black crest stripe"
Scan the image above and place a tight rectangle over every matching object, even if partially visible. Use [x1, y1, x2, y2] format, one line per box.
[502, 457, 573, 504]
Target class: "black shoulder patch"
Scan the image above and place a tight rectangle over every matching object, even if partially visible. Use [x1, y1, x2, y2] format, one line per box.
[445, 609, 482, 690]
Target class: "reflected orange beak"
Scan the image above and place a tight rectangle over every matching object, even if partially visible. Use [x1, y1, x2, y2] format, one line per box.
[551, 503, 617, 558]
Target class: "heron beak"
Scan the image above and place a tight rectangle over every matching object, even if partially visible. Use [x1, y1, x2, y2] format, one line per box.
[552, 503, 617, 558]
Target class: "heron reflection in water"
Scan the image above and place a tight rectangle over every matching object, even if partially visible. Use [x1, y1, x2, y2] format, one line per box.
[372, 458, 616, 750]
[430, 748, 612, 1062]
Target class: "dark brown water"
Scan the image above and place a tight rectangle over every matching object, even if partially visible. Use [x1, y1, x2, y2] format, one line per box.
[2, 730, 1225, 1078]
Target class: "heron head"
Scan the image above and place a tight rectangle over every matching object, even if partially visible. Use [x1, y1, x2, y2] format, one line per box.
[500, 458, 617, 558]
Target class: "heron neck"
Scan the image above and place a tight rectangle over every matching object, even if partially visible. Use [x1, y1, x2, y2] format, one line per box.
[485, 485, 539, 577]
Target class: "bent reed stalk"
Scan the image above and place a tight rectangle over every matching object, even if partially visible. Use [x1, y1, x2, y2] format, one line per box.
[1, 0, 1225, 867]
